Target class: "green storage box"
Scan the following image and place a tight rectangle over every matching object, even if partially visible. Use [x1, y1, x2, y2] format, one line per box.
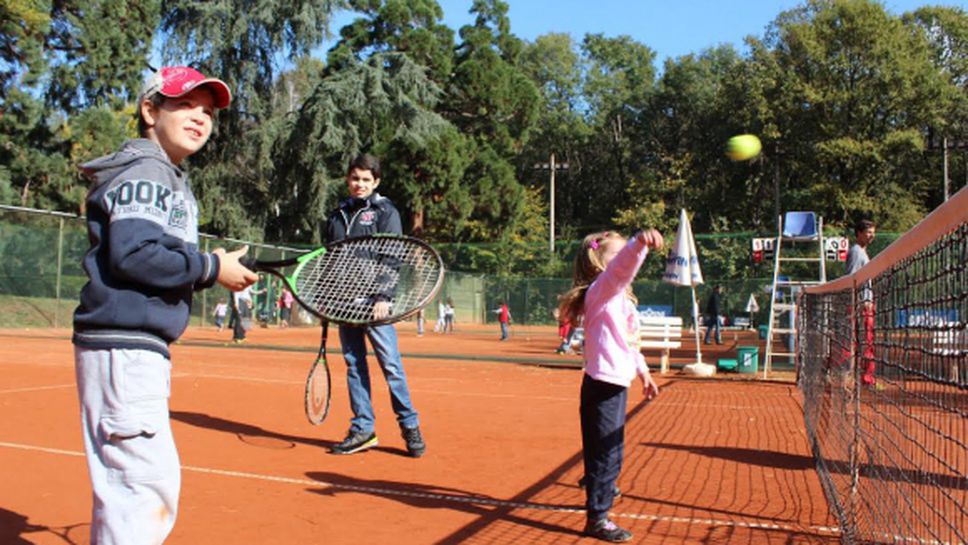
[717, 358, 738, 372]
[737, 346, 759, 374]
[758, 325, 769, 340]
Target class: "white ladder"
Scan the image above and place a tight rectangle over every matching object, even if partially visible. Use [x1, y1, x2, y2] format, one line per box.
[764, 212, 826, 378]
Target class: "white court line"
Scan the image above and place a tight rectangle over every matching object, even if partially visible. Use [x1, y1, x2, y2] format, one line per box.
[655, 402, 775, 411]
[0, 439, 841, 537]
[0, 383, 76, 394]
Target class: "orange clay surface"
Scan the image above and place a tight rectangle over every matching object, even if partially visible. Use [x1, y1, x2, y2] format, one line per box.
[0, 323, 837, 544]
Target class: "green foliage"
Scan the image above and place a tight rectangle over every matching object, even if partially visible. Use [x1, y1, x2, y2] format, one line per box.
[0, 0, 50, 99]
[762, 0, 950, 228]
[158, 0, 342, 239]
[2, 0, 966, 280]
[45, 1, 160, 113]
[269, 51, 451, 242]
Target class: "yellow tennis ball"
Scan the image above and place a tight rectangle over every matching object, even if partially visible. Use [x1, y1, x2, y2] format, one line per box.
[726, 134, 762, 161]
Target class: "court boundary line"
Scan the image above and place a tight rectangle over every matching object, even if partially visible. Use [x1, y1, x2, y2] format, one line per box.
[0, 383, 76, 394]
[0, 440, 843, 539]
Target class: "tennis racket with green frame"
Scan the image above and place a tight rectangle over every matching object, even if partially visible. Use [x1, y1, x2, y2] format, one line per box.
[242, 234, 445, 424]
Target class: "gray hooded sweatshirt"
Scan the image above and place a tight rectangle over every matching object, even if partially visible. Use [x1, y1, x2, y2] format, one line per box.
[72, 139, 220, 357]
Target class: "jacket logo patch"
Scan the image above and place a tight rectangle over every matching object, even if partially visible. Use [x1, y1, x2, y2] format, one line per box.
[359, 210, 376, 225]
[105, 180, 172, 222]
[169, 196, 189, 230]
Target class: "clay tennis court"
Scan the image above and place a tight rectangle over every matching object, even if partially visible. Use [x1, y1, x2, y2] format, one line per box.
[1, 323, 838, 544]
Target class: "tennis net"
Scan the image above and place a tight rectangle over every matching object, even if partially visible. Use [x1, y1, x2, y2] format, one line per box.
[798, 187, 967, 545]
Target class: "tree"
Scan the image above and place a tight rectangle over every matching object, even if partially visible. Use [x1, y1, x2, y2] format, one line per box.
[268, 52, 451, 242]
[905, 6, 968, 197]
[322, 0, 467, 237]
[762, 0, 949, 229]
[517, 33, 592, 242]
[578, 34, 656, 231]
[326, 0, 455, 84]
[158, 0, 340, 239]
[439, 0, 540, 247]
[445, 0, 540, 157]
[1, 0, 155, 212]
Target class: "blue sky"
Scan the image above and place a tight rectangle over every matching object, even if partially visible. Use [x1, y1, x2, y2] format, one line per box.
[325, 0, 952, 63]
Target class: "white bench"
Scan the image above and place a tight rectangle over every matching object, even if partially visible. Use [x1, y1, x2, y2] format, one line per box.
[929, 321, 966, 383]
[638, 315, 683, 374]
[567, 315, 683, 374]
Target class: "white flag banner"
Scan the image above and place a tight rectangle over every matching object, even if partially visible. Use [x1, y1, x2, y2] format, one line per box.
[663, 208, 704, 287]
[662, 209, 708, 369]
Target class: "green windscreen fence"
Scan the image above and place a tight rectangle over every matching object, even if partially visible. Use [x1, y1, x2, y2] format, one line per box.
[1, 205, 895, 329]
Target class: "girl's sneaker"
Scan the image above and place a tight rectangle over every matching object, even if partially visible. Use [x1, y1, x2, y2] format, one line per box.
[583, 519, 632, 543]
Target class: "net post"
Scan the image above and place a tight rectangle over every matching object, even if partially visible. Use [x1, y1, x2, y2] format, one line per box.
[55, 217, 64, 328]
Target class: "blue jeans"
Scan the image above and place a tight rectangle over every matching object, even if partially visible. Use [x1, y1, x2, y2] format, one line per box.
[339, 324, 419, 433]
[580, 374, 627, 522]
[499, 322, 508, 340]
[704, 315, 721, 344]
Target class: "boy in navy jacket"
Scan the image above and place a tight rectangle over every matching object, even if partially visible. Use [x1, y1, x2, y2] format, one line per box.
[73, 66, 257, 545]
[323, 154, 426, 458]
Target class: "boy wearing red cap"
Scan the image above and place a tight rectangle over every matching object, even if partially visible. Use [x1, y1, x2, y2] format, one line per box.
[73, 66, 257, 545]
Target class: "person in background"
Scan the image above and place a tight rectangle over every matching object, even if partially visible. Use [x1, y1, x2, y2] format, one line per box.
[555, 308, 574, 355]
[434, 299, 447, 333]
[322, 153, 425, 457]
[703, 285, 723, 345]
[493, 300, 512, 340]
[847, 219, 877, 387]
[444, 297, 455, 333]
[416, 308, 425, 337]
[278, 287, 294, 328]
[213, 298, 229, 331]
[232, 284, 253, 343]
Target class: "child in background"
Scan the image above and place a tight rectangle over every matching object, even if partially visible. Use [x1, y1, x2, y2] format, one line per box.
[492, 300, 511, 340]
[444, 297, 456, 333]
[213, 298, 229, 331]
[434, 299, 446, 333]
[556, 314, 573, 354]
[558, 229, 663, 542]
[278, 287, 294, 328]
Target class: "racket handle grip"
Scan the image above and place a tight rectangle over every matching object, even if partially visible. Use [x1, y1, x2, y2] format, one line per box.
[241, 257, 258, 270]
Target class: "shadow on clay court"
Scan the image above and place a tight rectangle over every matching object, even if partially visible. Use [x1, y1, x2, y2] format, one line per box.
[304, 472, 584, 540]
[648, 442, 968, 490]
[642, 443, 817, 471]
[0, 507, 89, 545]
[171, 410, 431, 457]
[171, 410, 332, 450]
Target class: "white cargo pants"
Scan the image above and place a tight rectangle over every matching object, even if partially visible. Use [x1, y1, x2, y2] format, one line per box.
[74, 347, 179, 545]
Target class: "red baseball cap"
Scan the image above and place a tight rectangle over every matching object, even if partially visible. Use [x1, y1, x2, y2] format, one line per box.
[139, 66, 231, 109]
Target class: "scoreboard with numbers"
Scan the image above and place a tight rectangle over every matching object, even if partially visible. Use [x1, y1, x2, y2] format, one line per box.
[751, 238, 776, 263]
[752, 236, 849, 262]
[824, 237, 849, 261]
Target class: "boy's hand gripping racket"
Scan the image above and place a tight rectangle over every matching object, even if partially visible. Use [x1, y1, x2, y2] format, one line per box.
[242, 234, 445, 424]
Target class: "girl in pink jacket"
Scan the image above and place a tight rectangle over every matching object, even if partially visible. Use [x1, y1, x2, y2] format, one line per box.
[559, 229, 662, 542]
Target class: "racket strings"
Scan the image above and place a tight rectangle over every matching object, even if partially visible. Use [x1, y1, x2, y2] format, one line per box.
[294, 238, 441, 324]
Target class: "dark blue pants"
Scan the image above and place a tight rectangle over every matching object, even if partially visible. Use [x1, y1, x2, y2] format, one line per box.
[580, 374, 628, 522]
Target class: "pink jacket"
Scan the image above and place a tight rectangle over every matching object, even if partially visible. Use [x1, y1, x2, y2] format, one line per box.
[582, 237, 651, 387]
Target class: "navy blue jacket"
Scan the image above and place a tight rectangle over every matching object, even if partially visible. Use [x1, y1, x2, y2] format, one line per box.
[72, 139, 220, 357]
[324, 193, 403, 242]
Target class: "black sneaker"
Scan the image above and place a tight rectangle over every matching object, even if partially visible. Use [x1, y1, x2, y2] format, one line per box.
[577, 476, 622, 498]
[401, 426, 425, 457]
[329, 430, 378, 455]
[583, 518, 632, 543]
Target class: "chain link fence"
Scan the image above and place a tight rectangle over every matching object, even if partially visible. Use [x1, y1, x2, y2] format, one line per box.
[0, 205, 897, 329]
